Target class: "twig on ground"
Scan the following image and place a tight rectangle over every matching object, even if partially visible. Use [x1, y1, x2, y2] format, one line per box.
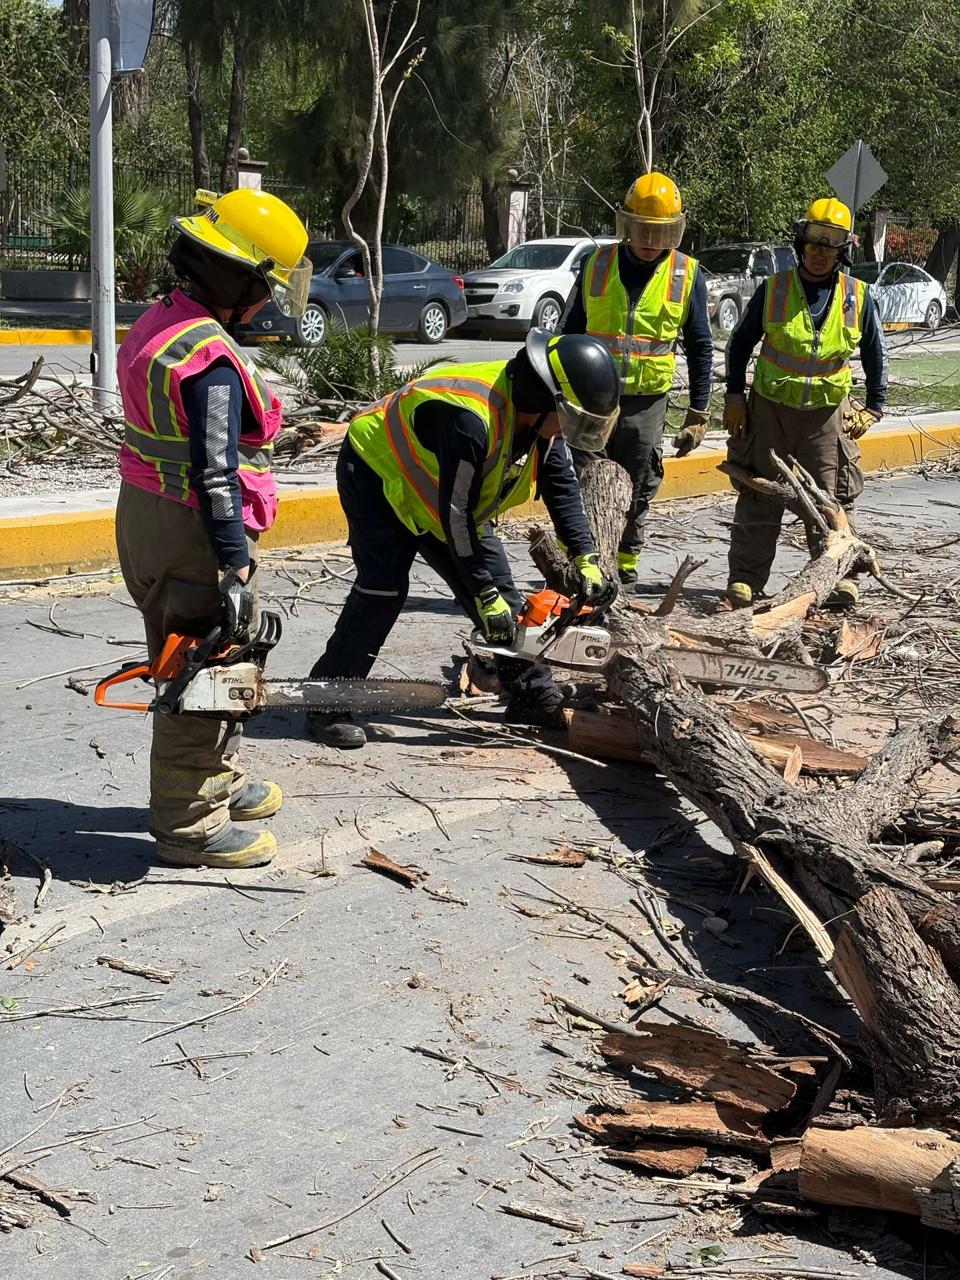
[140, 958, 288, 1044]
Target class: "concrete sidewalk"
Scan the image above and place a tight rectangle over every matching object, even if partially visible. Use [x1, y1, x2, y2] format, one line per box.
[2, 417, 958, 580]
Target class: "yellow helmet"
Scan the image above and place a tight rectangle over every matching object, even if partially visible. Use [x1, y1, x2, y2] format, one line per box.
[617, 172, 685, 251]
[798, 197, 853, 249]
[173, 189, 313, 317]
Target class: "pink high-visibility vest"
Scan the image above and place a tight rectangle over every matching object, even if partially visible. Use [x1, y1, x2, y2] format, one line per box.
[117, 289, 281, 532]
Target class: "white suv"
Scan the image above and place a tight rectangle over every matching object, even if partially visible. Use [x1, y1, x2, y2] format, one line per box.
[461, 237, 617, 335]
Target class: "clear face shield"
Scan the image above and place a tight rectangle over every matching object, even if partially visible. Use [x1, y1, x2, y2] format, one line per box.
[615, 209, 686, 251]
[267, 256, 313, 318]
[556, 397, 619, 453]
[799, 220, 850, 250]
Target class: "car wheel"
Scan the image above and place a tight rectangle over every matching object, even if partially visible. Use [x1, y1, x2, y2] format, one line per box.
[418, 302, 448, 344]
[924, 300, 943, 331]
[715, 296, 740, 334]
[533, 295, 562, 332]
[296, 304, 328, 347]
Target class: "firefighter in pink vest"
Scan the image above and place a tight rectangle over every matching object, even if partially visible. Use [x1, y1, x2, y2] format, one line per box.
[116, 188, 311, 869]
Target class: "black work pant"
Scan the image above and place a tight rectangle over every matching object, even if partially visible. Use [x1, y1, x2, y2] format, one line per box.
[310, 441, 560, 705]
[573, 392, 669, 554]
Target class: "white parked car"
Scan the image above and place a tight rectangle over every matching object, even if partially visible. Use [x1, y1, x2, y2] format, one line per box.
[461, 237, 617, 335]
[850, 261, 948, 330]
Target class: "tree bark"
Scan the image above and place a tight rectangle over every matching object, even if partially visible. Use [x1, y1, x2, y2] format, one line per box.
[480, 173, 506, 261]
[924, 223, 960, 285]
[183, 38, 210, 190]
[220, 13, 250, 192]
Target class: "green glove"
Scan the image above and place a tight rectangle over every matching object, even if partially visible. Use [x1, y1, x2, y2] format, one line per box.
[573, 552, 619, 608]
[474, 586, 517, 644]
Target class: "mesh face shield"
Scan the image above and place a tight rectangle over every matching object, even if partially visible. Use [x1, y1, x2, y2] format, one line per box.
[616, 209, 686, 250]
[267, 256, 313, 318]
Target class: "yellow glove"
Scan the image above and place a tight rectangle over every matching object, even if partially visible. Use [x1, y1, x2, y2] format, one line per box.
[674, 409, 710, 457]
[843, 405, 882, 440]
[723, 393, 748, 440]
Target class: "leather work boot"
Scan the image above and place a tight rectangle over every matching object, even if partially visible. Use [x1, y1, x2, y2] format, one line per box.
[154, 823, 277, 869]
[827, 578, 859, 609]
[306, 711, 367, 749]
[229, 780, 282, 821]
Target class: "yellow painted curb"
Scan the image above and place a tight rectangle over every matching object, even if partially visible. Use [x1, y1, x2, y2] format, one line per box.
[0, 327, 130, 346]
[2, 422, 959, 582]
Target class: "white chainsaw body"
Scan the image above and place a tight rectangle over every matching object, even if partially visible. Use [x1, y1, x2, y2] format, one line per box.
[471, 622, 612, 670]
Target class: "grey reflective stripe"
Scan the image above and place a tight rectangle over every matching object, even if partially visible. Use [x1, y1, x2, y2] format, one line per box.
[413, 374, 507, 420]
[448, 459, 479, 557]
[758, 338, 846, 377]
[125, 421, 271, 469]
[668, 252, 689, 304]
[588, 245, 617, 297]
[200, 383, 233, 520]
[237, 441, 273, 471]
[842, 277, 858, 321]
[593, 335, 673, 358]
[356, 585, 404, 597]
[384, 393, 441, 520]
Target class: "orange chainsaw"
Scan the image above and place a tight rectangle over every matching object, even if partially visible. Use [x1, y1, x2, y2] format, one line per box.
[470, 589, 828, 693]
[95, 611, 447, 717]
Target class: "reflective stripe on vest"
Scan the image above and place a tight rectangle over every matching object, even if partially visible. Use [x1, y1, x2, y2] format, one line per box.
[347, 362, 537, 540]
[583, 246, 695, 395]
[754, 270, 865, 410]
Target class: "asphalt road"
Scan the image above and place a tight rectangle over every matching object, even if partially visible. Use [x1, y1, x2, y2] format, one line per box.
[2, 471, 954, 1279]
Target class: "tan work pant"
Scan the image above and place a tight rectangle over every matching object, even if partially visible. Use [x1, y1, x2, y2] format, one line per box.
[116, 482, 258, 843]
[726, 391, 863, 594]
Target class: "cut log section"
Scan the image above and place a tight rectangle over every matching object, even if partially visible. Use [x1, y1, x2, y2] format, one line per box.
[798, 1125, 960, 1221]
[600, 1023, 796, 1114]
[605, 1141, 707, 1176]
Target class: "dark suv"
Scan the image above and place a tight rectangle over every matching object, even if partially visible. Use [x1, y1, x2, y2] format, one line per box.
[698, 242, 797, 335]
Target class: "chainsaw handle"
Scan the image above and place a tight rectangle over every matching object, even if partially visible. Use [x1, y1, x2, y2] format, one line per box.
[94, 662, 154, 712]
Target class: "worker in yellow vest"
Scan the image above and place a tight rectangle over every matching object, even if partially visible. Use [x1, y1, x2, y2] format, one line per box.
[722, 197, 888, 609]
[561, 172, 713, 587]
[306, 330, 621, 749]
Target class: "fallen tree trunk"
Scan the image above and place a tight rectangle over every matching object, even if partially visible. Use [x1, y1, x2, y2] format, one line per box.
[532, 457, 960, 1121]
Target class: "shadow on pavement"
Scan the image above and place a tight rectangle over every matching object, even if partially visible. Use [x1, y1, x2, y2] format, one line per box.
[1, 797, 152, 886]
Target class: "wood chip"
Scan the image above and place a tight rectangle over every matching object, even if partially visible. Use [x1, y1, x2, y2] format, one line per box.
[782, 744, 803, 784]
[360, 848, 422, 886]
[96, 956, 175, 984]
[600, 1022, 796, 1114]
[499, 1200, 585, 1233]
[623, 1265, 665, 1278]
[835, 616, 884, 661]
[575, 1100, 769, 1153]
[605, 1141, 707, 1176]
[508, 845, 586, 867]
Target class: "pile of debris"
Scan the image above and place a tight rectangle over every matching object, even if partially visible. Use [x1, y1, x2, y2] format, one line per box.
[0, 357, 346, 471]
[525, 456, 960, 1237]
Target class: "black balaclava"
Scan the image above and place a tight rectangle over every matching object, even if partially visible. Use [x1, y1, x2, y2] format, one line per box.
[168, 234, 271, 331]
[507, 349, 556, 416]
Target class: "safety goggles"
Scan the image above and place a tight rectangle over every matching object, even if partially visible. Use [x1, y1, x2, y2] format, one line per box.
[556, 396, 619, 453]
[798, 220, 850, 250]
[615, 209, 686, 251]
[265, 255, 313, 318]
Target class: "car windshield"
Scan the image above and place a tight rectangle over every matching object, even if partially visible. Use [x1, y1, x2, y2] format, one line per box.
[487, 244, 574, 270]
[698, 247, 752, 275]
[850, 263, 881, 283]
[309, 244, 350, 272]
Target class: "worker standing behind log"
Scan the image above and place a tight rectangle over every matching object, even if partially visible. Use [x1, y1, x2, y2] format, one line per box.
[560, 172, 714, 589]
[721, 197, 888, 610]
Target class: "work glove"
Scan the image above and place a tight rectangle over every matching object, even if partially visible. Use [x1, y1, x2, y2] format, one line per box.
[843, 403, 882, 440]
[573, 552, 620, 609]
[723, 393, 748, 440]
[474, 586, 517, 646]
[674, 408, 710, 457]
[219, 562, 256, 642]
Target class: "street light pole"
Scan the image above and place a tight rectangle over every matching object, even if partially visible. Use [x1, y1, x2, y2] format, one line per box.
[89, 0, 116, 410]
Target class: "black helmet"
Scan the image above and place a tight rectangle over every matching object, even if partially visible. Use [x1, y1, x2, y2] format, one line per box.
[524, 329, 620, 452]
